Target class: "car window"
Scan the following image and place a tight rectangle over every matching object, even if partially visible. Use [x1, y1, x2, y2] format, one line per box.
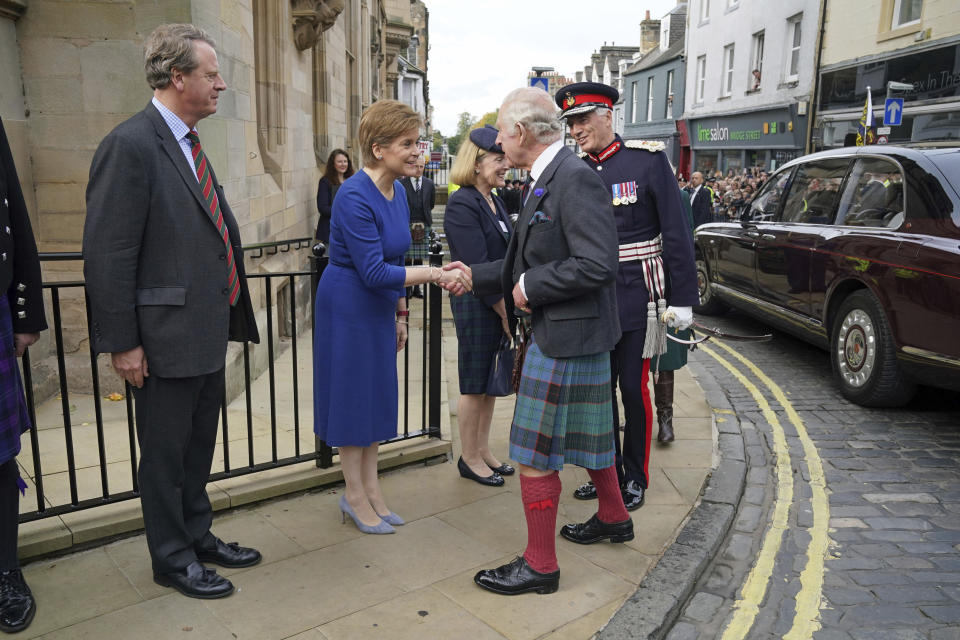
[747, 169, 793, 222]
[835, 158, 905, 228]
[779, 158, 850, 224]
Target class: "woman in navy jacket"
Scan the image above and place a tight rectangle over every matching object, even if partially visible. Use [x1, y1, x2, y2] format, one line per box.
[444, 126, 515, 487]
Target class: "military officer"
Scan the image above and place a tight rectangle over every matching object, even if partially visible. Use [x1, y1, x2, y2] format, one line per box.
[556, 82, 698, 510]
[0, 116, 47, 634]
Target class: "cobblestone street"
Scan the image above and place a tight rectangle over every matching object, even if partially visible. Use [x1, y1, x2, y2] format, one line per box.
[668, 310, 960, 640]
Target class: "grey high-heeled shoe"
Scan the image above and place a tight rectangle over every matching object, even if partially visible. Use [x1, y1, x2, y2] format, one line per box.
[339, 496, 395, 534]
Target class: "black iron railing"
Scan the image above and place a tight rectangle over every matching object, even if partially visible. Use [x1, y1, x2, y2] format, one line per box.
[18, 239, 444, 523]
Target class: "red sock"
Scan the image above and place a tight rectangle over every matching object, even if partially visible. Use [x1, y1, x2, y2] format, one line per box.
[588, 465, 630, 524]
[520, 473, 561, 574]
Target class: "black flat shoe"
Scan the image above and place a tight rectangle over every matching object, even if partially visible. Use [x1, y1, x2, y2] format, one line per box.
[488, 462, 515, 476]
[0, 569, 36, 633]
[196, 538, 262, 568]
[474, 556, 559, 595]
[154, 561, 235, 599]
[458, 457, 504, 486]
[622, 480, 645, 511]
[560, 514, 634, 545]
[572, 481, 597, 500]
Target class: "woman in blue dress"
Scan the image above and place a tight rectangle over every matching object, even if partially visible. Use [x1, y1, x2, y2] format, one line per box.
[313, 100, 472, 534]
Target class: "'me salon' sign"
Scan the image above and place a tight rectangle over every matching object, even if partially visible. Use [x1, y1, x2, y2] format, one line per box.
[692, 109, 801, 149]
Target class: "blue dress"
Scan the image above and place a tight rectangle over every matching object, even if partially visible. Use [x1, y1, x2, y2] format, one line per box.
[314, 171, 409, 446]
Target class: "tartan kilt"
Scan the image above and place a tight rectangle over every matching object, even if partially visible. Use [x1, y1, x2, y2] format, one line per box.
[405, 224, 432, 261]
[0, 295, 31, 468]
[450, 294, 502, 394]
[509, 338, 614, 471]
[655, 327, 692, 372]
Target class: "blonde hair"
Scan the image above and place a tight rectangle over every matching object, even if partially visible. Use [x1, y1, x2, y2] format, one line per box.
[358, 100, 422, 166]
[449, 138, 489, 187]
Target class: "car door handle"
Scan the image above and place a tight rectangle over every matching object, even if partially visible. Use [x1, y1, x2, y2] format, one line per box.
[761, 234, 776, 241]
[746, 231, 761, 238]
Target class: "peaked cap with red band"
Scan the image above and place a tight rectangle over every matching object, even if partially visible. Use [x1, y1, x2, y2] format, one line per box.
[555, 81, 620, 119]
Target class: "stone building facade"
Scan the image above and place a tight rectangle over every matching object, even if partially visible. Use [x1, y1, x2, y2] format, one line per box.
[0, 0, 428, 397]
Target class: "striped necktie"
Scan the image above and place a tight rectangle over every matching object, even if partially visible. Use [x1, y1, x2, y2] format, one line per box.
[186, 130, 240, 306]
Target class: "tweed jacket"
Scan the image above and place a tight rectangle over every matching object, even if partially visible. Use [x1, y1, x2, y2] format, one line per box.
[83, 102, 259, 379]
[472, 146, 620, 358]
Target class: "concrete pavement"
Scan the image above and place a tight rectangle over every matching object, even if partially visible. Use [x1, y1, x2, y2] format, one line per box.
[12, 307, 720, 639]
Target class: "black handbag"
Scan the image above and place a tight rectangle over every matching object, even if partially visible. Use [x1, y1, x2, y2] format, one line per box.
[486, 334, 515, 397]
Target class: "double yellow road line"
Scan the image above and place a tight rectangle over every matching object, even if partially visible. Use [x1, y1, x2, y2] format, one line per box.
[700, 340, 830, 640]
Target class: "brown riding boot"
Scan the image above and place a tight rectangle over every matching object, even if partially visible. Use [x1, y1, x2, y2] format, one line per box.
[655, 370, 675, 443]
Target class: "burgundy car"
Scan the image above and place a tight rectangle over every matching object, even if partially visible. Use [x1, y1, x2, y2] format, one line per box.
[694, 145, 960, 407]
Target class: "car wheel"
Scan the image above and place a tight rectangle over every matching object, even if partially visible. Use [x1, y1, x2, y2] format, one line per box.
[694, 258, 727, 315]
[830, 290, 915, 407]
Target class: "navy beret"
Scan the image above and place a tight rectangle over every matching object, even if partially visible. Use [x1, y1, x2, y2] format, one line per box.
[468, 125, 503, 153]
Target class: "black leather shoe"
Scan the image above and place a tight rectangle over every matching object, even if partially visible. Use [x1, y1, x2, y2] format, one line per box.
[196, 538, 262, 568]
[153, 561, 235, 599]
[488, 462, 515, 476]
[622, 480, 645, 511]
[572, 481, 597, 500]
[0, 569, 36, 633]
[474, 556, 559, 595]
[458, 457, 504, 486]
[560, 514, 634, 545]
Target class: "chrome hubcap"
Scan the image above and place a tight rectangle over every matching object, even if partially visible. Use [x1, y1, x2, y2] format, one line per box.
[836, 309, 876, 389]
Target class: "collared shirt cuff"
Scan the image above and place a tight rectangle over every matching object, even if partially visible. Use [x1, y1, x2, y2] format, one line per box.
[518, 273, 527, 300]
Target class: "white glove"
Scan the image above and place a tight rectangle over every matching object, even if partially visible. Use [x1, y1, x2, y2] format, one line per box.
[663, 306, 694, 331]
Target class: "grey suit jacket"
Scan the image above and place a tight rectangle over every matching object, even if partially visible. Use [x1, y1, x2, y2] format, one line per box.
[83, 102, 260, 378]
[472, 146, 620, 359]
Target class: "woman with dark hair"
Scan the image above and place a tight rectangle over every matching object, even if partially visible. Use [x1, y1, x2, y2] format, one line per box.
[313, 100, 472, 535]
[315, 149, 355, 243]
[444, 125, 514, 487]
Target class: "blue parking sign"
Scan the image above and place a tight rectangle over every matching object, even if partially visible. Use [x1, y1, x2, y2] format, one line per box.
[530, 77, 549, 92]
[884, 98, 904, 126]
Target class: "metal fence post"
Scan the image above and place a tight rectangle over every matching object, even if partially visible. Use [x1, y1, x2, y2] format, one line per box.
[427, 247, 443, 439]
[310, 250, 334, 468]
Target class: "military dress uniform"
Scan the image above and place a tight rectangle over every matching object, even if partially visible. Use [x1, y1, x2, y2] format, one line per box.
[556, 83, 699, 509]
[0, 116, 46, 633]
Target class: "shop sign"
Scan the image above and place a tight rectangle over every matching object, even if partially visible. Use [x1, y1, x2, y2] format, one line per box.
[691, 109, 802, 149]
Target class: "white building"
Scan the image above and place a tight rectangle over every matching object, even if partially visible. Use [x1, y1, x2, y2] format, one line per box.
[682, 0, 821, 173]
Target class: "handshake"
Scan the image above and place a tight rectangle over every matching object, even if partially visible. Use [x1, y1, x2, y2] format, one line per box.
[435, 262, 473, 297]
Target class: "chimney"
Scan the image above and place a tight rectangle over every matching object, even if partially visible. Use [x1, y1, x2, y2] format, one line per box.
[640, 10, 661, 54]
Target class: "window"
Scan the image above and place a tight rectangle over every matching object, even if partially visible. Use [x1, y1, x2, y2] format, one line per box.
[892, 0, 922, 28]
[700, 0, 710, 22]
[836, 158, 905, 228]
[750, 31, 764, 91]
[779, 159, 849, 224]
[748, 169, 793, 222]
[696, 55, 706, 103]
[786, 15, 802, 82]
[722, 44, 735, 97]
[631, 81, 639, 122]
[646, 77, 655, 121]
[666, 70, 675, 119]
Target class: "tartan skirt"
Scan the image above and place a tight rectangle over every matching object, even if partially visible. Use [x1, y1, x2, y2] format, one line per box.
[450, 294, 502, 394]
[0, 296, 31, 468]
[405, 225, 432, 261]
[509, 338, 615, 471]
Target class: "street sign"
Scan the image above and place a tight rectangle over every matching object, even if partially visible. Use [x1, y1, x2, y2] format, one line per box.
[530, 77, 549, 92]
[884, 98, 904, 126]
[877, 126, 891, 135]
[877, 135, 889, 145]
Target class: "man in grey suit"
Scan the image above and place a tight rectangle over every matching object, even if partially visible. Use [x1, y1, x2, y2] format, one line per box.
[83, 24, 261, 600]
[470, 87, 633, 597]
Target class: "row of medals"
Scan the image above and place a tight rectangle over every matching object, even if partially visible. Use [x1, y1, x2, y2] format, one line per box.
[612, 181, 638, 207]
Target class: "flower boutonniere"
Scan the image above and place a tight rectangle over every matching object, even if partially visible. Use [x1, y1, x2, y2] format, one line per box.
[533, 188, 544, 198]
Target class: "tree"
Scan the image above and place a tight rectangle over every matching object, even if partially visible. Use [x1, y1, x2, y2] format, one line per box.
[476, 110, 498, 128]
[431, 129, 444, 151]
[446, 111, 475, 156]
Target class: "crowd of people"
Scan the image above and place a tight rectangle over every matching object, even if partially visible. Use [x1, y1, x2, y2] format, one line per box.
[1, 21, 710, 633]
[679, 166, 770, 224]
